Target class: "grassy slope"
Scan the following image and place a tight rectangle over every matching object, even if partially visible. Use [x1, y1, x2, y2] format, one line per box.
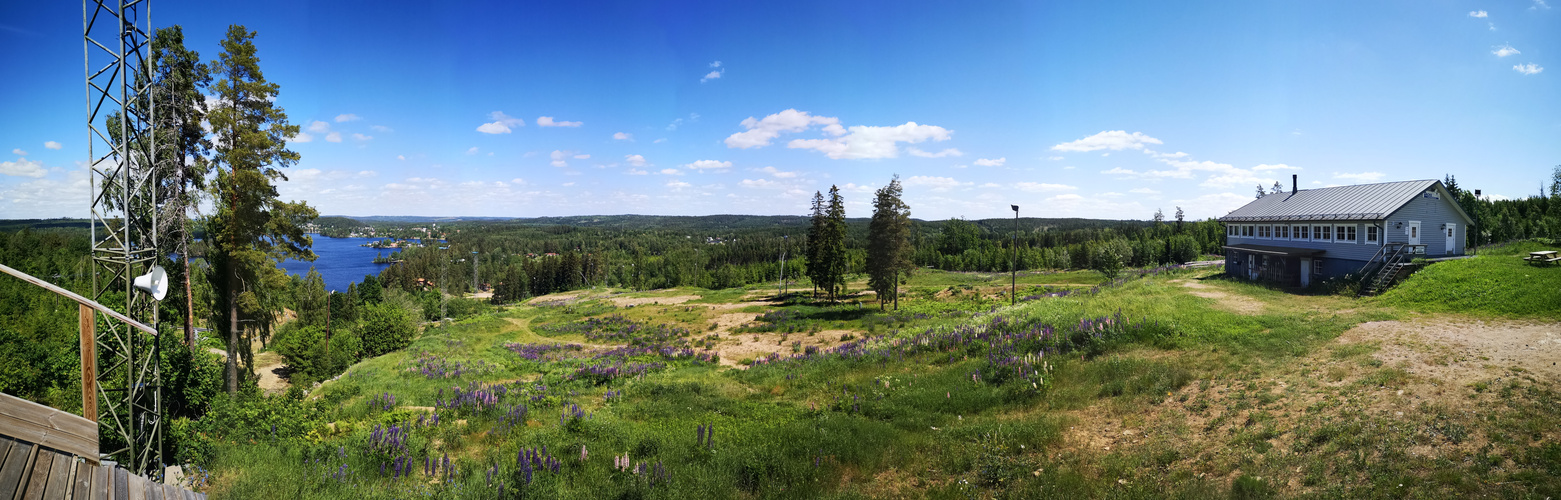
[1376, 240, 1561, 319]
[203, 267, 1561, 499]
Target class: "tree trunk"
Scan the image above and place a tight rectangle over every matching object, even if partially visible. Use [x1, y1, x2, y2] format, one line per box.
[227, 268, 238, 394]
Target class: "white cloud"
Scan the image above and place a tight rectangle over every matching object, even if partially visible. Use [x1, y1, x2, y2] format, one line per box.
[288, 133, 311, 143]
[624, 154, 647, 167]
[788, 122, 953, 160]
[756, 166, 797, 178]
[1251, 163, 1300, 171]
[725, 109, 843, 148]
[308, 121, 331, 133]
[710, 61, 722, 68]
[1533, 0, 1550, 10]
[627, 168, 649, 175]
[973, 157, 1006, 167]
[1101, 167, 1138, 176]
[1129, 187, 1160, 194]
[1514, 63, 1544, 75]
[0, 157, 46, 177]
[478, 111, 524, 134]
[44, 141, 61, 150]
[903, 175, 969, 192]
[550, 150, 571, 167]
[613, 132, 633, 141]
[352, 133, 373, 141]
[979, 183, 1002, 188]
[1145, 150, 1189, 159]
[396, 155, 405, 160]
[11, 149, 25, 156]
[1469, 10, 1488, 17]
[1047, 156, 1064, 161]
[325, 132, 343, 143]
[537, 116, 582, 127]
[667, 180, 692, 189]
[467, 147, 480, 155]
[1332, 171, 1385, 182]
[739, 178, 779, 189]
[700, 68, 724, 83]
[371, 125, 393, 133]
[908, 147, 963, 158]
[358, 170, 377, 177]
[1171, 192, 1252, 219]
[1050, 130, 1163, 152]
[659, 168, 684, 175]
[683, 159, 732, 172]
[573, 153, 590, 159]
[653, 138, 666, 143]
[1494, 44, 1520, 57]
[1015, 182, 1077, 192]
[335, 113, 361, 122]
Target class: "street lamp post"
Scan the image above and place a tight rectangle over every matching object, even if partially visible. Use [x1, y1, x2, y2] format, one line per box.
[1011, 205, 1019, 306]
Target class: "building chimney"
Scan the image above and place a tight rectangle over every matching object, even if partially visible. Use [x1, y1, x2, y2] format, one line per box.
[1292, 174, 1297, 194]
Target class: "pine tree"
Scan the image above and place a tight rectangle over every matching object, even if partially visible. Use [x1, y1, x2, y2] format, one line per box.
[814, 186, 849, 302]
[1153, 209, 1164, 224]
[1175, 206, 1185, 233]
[151, 25, 213, 349]
[805, 191, 826, 298]
[866, 176, 912, 310]
[1256, 184, 1266, 199]
[207, 25, 318, 394]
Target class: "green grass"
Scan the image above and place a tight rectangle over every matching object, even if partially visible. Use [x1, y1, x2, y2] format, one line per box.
[1376, 240, 1561, 319]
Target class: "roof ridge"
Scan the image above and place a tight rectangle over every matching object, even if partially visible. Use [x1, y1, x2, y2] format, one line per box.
[1291, 179, 1436, 192]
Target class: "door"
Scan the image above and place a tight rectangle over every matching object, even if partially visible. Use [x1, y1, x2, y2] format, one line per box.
[1445, 223, 1456, 255]
[1247, 254, 1256, 280]
[1300, 258, 1311, 287]
[1407, 221, 1421, 245]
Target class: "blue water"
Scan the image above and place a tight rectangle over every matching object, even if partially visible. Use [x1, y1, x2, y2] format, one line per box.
[276, 235, 393, 292]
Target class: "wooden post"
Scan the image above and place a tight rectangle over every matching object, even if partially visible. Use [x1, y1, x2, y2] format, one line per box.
[79, 304, 96, 423]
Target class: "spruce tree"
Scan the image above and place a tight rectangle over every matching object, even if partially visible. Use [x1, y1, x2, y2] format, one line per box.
[151, 25, 213, 349]
[819, 186, 849, 302]
[805, 191, 826, 298]
[207, 25, 318, 393]
[866, 176, 912, 310]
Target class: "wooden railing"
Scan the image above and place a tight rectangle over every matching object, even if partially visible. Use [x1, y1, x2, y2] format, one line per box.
[0, 392, 205, 499]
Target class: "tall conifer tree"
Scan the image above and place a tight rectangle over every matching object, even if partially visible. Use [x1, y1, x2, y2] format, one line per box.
[805, 191, 826, 298]
[866, 176, 912, 310]
[207, 26, 317, 393]
[151, 26, 212, 348]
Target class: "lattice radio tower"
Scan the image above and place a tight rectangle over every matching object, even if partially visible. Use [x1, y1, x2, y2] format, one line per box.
[84, 0, 164, 476]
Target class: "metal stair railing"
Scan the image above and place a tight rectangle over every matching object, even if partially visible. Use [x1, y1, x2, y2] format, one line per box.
[1362, 243, 1412, 295]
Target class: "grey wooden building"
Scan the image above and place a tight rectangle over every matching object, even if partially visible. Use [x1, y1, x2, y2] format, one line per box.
[1219, 177, 1474, 288]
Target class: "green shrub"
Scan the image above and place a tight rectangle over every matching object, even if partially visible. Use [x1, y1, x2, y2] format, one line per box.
[360, 302, 417, 357]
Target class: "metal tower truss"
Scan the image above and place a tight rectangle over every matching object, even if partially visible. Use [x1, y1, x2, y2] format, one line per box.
[84, 0, 163, 476]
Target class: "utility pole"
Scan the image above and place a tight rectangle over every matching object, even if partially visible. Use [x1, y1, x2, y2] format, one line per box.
[1011, 205, 1019, 306]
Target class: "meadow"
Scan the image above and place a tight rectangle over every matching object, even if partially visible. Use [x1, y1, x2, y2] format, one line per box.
[191, 251, 1561, 499]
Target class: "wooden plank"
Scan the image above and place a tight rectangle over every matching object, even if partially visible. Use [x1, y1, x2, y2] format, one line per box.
[43, 452, 72, 499]
[21, 449, 53, 500]
[0, 394, 98, 461]
[88, 466, 107, 500]
[0, 437, 11, 468]
[0, 442, 37, 500]
[79, 306, 95, 426]
[123, 473, 141, 500]
[141, 480, 157, 500]
[70, 463, 90, 500]
[112, 468, 125, 500]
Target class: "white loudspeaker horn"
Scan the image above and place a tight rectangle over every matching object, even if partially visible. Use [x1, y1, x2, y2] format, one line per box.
[134, 265, 169, 301]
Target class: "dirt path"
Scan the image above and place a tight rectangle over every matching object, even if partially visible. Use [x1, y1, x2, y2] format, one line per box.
[206, 339, 289, 395]
[609, 295, 700, 307]
[1175, 280, 1265, 315]
[1336, 317, 1561, 384]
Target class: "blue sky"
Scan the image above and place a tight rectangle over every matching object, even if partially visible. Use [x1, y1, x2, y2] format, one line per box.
[1, 0, 1557, 221]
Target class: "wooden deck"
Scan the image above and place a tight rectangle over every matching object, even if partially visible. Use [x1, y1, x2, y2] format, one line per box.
[0, 393, 205, 500]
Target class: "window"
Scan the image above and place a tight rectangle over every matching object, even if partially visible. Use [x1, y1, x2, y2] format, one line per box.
[1315, 225, 1331, 242]
[1258, 225, 1270, 238]
[1227, 225, 1236, 237]
[1277, 225, 1289, 239]
[1366, 226, 1379, 244]
[1243, 225, 1253, 237]
[1313, 258, 1324, 278]
[1336, 225, 1356, 243]
[1295, 225, 1309, 240]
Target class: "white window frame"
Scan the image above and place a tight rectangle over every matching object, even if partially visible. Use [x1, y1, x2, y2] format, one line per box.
[1243, 225, 1254, 237]
[1365, 225, 1379, 245]
[1336, 224, 1356, 244]
[1258, 225, 1269, 239]
[1277, 224, 1290, 240]
[1315, 225, 1332, 242]
[1295, 224, 1309, 240]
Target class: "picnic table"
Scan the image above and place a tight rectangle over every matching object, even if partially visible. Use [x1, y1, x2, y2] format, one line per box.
[1525, 250, 1559, 266]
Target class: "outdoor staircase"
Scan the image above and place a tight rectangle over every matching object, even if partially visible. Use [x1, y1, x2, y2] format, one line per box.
[1358, 242, 1413, 296]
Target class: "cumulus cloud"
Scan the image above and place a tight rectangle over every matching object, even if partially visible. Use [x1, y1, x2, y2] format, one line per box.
[725, 109, 843, 149]
[467, 147, 480, 155]
[308, 121, 331, 133]
[1332, 171, 1386, 182]
[1252, 163, 1300, 171]
[352, 133, 373, 141]
[902, 175, 969, 192]
[290, 133, 313, 143]
[11, 149, 25, 156]
[667, 180, 692, 189]
[537, 116, 582, 127]
[1493, 44, 1520, 57]
[756, 166, 797, 178]
[739, 178, 780, 189]
[325, 132, 343, 143]
[1129, 187, 1161, 194]
[397, 155, 405, 160]
[973, 157, 1006, 167]
[789, 123, 951, 160]
[1015, 182, 1077, 192]
[335, 113, 361, 122]
[1533, 0, 1550, 10]
[1, 157, 47, 177]
[1514, 63, 1544, 75]
[44, 141, 61, 150]
[613, 132, 633, 141]
[478, 111, 524, 134]
[627, 168, 649, 175]
[1050, 130, 1163, 152]
[683, 159, 732, 172]
[700, 62, 725, 83]
[659, 168, 684, 176]
[371, 125, 394, 133]
[1047, 156, 1064, 161]
[908, 147, 962, 158]
[624, 154, 647, 167]
[549, 150, 572, 167]
[1469, 10, 1488, 17]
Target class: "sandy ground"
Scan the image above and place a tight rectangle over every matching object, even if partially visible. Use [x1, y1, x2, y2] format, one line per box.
[1336, 317, 1561, 384]
[206, 338, 290, 395]
[609, 295, 700, 307]
[1176, 280, 1265, 315]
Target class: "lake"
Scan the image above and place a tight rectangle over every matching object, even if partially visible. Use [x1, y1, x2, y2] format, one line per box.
[276, 234, 394, 292]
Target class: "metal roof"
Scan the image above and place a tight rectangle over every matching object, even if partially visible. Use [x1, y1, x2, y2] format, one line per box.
[1218, 179, 1439, 222]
